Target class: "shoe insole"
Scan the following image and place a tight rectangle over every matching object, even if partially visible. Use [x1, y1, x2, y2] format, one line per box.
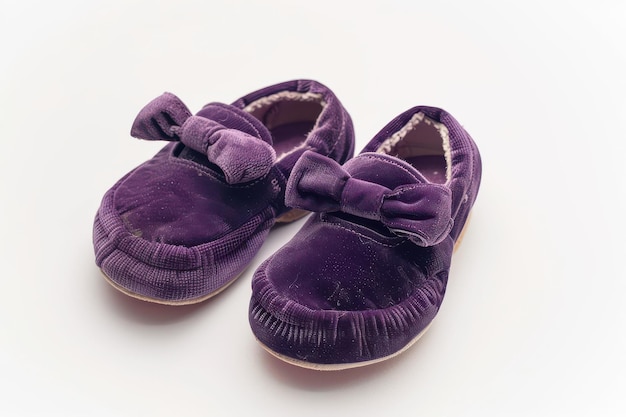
[404, 155, 447, 184]
[270, 121, 315, 157]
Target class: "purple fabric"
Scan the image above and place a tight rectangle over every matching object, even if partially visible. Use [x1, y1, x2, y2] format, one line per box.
[361, 106, 481, 242]
[131, 93, 276, 184]
[231, 80, 355, 181]
[93, 80, 355, 303]
[249, 105, 482, 366]
[286, 151, 453, 246]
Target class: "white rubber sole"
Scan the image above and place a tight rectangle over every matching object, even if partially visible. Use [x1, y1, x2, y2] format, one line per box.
[101, 268, 243, 306]
[258, 321, 434, 371]
[101, 209, 309, 305]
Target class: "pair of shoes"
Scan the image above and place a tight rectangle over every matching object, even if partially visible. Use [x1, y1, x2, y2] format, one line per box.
[93, 80, 482, 370]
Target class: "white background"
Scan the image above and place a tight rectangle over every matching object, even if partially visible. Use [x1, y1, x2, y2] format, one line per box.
[1, 0, 625, 415]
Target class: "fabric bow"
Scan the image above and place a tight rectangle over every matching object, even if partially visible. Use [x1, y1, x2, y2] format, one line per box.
[286, 151, 453, 247]
[130, 92, 276, 184]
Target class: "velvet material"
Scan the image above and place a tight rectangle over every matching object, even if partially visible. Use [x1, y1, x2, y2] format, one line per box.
[286, 151, 453, 247]
[131, 93, 276, 184]
[249, 106, 482, 366]
[93, 80, 354, 303]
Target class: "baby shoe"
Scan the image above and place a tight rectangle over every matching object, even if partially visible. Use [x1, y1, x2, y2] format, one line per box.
[249, 106, 481, 369]
[93, 80, 354, 305]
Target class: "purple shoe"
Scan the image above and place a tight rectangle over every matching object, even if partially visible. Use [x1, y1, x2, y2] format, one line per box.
[93, 80, 354, 305]
[249, 107, 481, 370]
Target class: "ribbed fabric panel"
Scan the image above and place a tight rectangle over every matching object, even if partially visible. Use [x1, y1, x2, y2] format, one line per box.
[94, 184, 275, 302]
[250, 264, 446, 365]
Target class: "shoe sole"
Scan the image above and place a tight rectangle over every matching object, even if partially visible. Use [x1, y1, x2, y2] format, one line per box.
[100, 208, 310, 306]
[100, 268, 245, 306]
[256, 212, 473, 370]
[275, 208, 309, 223]
[257, 321, 434, 371]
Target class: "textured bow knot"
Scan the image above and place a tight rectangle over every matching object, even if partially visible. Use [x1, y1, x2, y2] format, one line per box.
[130, 92, 276, 184]
[286, 151, 453, 247]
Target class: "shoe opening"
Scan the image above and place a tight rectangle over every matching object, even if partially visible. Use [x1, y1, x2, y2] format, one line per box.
[244, 91, 326, 161]
[376, 112, 451, 184]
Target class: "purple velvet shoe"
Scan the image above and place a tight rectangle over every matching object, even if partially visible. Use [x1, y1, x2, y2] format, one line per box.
[93, 80, 354, 305]
[249, 107, 481, 370]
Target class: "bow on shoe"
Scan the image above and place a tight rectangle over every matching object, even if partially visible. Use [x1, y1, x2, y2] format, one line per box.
[130, 92, 276, 184]
[286, 151, 453, 247]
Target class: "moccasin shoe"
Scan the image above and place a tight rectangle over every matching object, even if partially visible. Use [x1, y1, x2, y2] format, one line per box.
[93, 80, 354, 305]
[249, 106, 481, 369]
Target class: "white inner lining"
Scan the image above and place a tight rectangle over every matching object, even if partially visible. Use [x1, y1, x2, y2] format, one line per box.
[244, 91, 326, 115]
[376, 112, 452, 182]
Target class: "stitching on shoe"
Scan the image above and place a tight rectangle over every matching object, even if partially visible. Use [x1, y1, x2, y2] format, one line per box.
[358, 153, 421, 182]
[319, 217, 405, 248]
